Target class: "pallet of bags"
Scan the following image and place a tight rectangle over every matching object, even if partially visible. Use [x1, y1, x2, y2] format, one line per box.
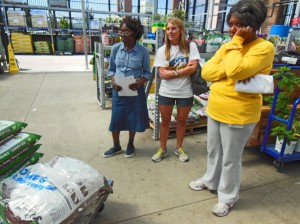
[31, 11, 48, 29]
[33, 41, 52, 54]
[0, 144, 44, 181]
[0, 120, 27, 145]
[0, 132, 42, 179]
[73, 35, 90, 54]
[56, 36, 74, 54]
[0, 156, 113, 224]
[11, 32, 34, 54]
[7, 10, 27, 27]
[49, 0, 68, 8]
[4, 0, 26, 3]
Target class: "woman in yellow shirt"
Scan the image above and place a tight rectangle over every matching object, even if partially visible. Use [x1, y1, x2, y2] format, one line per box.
[189, 0, 275, 217]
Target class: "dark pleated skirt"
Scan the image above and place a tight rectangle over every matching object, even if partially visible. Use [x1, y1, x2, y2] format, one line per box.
[109, 86, 150, 132]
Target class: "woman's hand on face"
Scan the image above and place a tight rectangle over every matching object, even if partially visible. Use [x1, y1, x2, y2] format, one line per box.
[235, 26, 253, 40]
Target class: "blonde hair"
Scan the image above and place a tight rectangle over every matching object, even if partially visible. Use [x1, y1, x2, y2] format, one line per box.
[164, 17, 189, 61]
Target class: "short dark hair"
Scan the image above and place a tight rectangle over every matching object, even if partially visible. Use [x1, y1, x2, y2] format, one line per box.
[226, 0, 267, 30]
[120, 16, 144, 40]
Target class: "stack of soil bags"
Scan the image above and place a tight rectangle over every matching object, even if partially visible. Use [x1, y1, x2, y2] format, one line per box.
[0, 156, 113, 223]
[0, 121, 43, 180]
[0, 121, 27, 146]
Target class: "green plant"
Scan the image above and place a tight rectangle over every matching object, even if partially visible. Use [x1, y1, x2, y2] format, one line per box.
[293, 119, 300, 139]
[59, 17, 70, 29]
[270, 125, 298, 145]
[105, 16, 112, 23]
[264, 66, 300, 145]
[152, 13, 162, 21]
[272, 66, 300, 92]
[170, 9, 185, 20]
[264, 92, 291, 119]
[264, 66, 300, 119]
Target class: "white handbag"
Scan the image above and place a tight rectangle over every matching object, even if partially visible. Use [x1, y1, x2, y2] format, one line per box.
[235, 74, 274, 94]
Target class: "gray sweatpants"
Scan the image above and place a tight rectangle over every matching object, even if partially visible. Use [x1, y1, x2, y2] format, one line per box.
[201, 116, 256, 204]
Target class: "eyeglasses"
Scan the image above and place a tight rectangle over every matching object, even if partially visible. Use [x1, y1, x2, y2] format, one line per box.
[118, 31, 132, 36]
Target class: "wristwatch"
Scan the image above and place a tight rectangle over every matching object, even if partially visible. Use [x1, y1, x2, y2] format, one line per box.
[174, 70, 178, 76]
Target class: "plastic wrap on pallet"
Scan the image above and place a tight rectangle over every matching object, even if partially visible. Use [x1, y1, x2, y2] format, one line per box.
[4, 0, 26, 4]
[0, 156, 113, 224]
[33, 41, 51, 54]
[90, 20, 100, 30]
[31, 11, 48, 28]
[11, 32, 33, 54]
[56, 36, 74, 54]
[73, 35, 90, 53]
[49, 0, 68, 8]
[72, 19, 83, 29]
[7, 10, 27, 27]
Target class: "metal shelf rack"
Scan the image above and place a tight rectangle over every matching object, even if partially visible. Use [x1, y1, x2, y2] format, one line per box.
[94, 42, 112, 109]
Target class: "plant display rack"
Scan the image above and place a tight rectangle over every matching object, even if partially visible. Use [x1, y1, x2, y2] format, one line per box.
[261, 84, 300, 170]
[0, 0, 151, 54]
[94, 41, 112, 109]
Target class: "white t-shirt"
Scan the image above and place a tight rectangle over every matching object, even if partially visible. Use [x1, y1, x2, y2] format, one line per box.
[153, 41, 201, 98]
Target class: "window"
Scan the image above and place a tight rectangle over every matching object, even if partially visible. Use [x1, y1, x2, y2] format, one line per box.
[156, 0, 171, 15]
[191, 0, 207, 29]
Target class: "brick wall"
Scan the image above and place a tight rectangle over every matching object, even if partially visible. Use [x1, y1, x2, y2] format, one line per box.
[261, 0, 286, 36]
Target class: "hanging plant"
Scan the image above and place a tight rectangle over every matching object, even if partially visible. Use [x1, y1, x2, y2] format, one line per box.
[169, 9, 185, 21]
[59, 17, 70, 29]
[152, 13, 162, 21]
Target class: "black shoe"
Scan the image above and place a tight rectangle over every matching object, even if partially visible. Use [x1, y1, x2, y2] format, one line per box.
[103, 145, 122, 158]
[125, 144, 135, 158]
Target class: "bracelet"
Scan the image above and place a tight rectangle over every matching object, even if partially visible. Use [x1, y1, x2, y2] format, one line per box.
[174, 70, 178, 76]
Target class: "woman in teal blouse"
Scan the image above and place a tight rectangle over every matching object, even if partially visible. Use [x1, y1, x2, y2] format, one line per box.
[103, 16, 151, 159]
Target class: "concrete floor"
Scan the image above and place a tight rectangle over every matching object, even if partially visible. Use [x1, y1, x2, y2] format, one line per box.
[0, 55, 300, 224]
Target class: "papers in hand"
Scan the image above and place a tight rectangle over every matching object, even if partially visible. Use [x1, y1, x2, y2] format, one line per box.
[235, 74, 274, 94]
[114, 76, 138, 96]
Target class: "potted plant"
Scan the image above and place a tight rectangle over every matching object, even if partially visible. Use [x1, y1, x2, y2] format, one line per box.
[271, 124, 298, 154]
[264, 66, 300, 115]
[264, 66, 300, 154]
[293, 118, 300, 152]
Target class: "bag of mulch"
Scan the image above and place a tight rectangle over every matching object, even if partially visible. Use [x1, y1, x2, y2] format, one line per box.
[0, 120, 27, 145]
[0, 144, 42, 179]
[0, 132, 41, 170]
[0, 156, 113, 224]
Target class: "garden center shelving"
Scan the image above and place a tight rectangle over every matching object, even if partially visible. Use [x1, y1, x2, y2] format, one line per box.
[94, 41, 112, 109]
[0, 0, 150, 54]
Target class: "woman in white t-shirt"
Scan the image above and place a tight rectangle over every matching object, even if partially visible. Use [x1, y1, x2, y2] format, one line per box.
[152, 17, 201, 162]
